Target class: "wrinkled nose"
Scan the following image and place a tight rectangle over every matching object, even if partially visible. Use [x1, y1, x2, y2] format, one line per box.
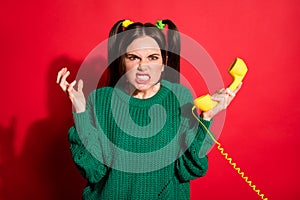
[137, 62, 148, 71]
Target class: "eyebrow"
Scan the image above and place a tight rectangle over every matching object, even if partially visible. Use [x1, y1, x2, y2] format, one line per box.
[125, 53, 161, 57]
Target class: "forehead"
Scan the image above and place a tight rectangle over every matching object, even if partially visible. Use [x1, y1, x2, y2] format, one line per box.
[126, 36, 160, 53]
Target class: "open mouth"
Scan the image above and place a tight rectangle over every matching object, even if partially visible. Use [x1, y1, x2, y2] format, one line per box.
[136, 74, 151, 84]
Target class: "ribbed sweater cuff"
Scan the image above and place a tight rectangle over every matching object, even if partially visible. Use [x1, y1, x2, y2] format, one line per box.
[197, 117, 215, 157]
[198, 117, 213, 129]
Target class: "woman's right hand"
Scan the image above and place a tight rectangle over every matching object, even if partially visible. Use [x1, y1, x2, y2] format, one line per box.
[56, 68, 86, 113]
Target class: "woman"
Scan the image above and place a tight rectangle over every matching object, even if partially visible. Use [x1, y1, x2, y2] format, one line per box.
[57, 19, 240, 199]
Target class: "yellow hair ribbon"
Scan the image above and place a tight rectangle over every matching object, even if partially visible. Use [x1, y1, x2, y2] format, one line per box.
[122, 20, 134, 28]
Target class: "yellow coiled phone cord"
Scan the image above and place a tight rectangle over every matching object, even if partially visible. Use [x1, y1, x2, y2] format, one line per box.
[192, 106, 268, 200]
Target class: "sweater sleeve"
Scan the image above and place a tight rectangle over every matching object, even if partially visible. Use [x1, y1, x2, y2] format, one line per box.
[172, 84, 215, 182]
[175, 116, 214, 182]
[68, 90, 108, 183]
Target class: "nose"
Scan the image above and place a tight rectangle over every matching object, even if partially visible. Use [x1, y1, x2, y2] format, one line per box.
[137, 58, 149, 71]
[137, 63, 147, 71]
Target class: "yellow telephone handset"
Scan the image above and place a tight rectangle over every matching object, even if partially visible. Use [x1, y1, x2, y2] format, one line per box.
[191, 58, 268, 199]
[193, 57, 248, 111]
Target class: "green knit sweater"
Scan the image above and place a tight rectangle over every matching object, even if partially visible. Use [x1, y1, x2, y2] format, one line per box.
[68, 80, 213, 200]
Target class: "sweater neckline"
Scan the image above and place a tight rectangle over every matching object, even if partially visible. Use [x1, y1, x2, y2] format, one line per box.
[113, 80, 171, 108]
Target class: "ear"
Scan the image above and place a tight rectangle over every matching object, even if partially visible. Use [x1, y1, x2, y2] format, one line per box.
[161, 64, 164, 72]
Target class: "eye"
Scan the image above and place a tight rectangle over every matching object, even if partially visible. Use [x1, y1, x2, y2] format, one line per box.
[126, 55, 140, 61]
[149, 55, 159, 60]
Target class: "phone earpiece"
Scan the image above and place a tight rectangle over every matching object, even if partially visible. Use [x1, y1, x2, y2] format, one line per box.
[228, 58, 248, 91]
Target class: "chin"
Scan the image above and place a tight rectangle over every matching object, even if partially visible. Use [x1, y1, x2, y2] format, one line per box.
[134, 84, 151, 91]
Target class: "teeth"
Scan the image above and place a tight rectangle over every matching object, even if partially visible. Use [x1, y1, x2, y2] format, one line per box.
[137, 75, 150, 80]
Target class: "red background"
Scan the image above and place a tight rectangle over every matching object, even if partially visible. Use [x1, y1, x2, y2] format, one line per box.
[0, 0, 299, 199]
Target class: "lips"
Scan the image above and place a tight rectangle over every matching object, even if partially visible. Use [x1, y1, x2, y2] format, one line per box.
[136, 73, 150, 84]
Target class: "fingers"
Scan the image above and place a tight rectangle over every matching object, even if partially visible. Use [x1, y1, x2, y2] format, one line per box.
[56, 67, 66, 84]
[67, 80, 76, 101]
[60, 70, 70, 91]
[216, 88, 225, 94]
[225, 82, 243, 98]
[211, 93, 224, 102]
[211, 88, 225, 102]
[208, 83, 243, 118]
[215, 88, 235, 97]
[57, 67, 72, 92]
[77, 79, 83, 92]
[68, 80, 77, 93]
[225, 88, 235, 98]
[233, 82, 243, 95]
[56, 68, 62, 84]
[211, 88, 232, 110]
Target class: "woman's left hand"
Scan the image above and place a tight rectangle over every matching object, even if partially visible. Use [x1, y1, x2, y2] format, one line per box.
[201, 83, 242, 120]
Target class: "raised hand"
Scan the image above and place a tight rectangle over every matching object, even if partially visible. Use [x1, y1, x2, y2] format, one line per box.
[201, 83, 242, 120]
[56, 68, 86, 113]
